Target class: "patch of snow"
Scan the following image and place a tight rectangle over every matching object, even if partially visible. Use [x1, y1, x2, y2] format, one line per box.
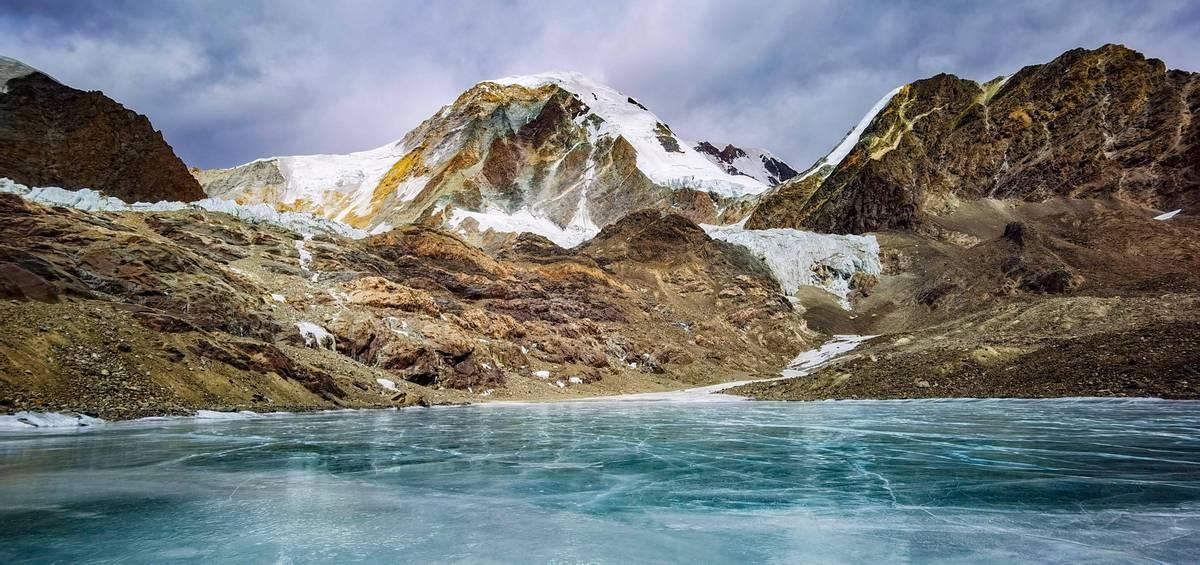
[702, 223, 881, 309]
[270, 294, 287, 303]
[0, 411, 104, 431]
[488, 72, 768, 198]
[793, 85, 903, 183]
[569, 335, 873, 402]
[1154, 209, 1182, 221]
[376, 378, 397, 391]
[554, 380, 566, 388]
[568, 377, 584, 385]
[780, 335, 875, 378]
[294, 234, 314, 271]
[533, 370, 551, 379]
[449, 208, 598, 248]
[296, 321, 336, 351]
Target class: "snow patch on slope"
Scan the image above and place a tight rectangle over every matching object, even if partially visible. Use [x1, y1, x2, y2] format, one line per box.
[297, 322, 336, 351]
[702, 223, 881, 308]
[449, 208, 599, 248]
[488, 72, 768, 197]
[794, 85, 904, 183]
[1154, 209, 1182, 221]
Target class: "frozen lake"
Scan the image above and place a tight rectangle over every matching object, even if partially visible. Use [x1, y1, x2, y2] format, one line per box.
[2, 399, 1199, 563]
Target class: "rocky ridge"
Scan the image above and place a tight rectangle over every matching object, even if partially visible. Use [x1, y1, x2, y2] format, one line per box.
[0, 56, 204, 204]
[747, 44, 1198, 234]
[0, 185, 811, 419]
[198, 72, 782, 247]
[693, 141, 798, 186]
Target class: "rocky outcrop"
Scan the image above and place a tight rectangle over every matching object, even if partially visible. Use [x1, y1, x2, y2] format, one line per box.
[0, 189, 812, 418]
[735, 195, 1200, 400]
[748, 45, 1200, 233]
[0, 56, 204, 203]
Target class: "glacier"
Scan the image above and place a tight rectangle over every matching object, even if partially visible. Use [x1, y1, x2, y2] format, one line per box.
[0, 177, 369, 239]
[702, 222, 881, 308]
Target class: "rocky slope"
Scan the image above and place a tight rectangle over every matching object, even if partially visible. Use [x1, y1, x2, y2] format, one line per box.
[0, 185, 811, 419]
[747, 44, 1198, 233]
[198, 72, 774, 247]
[735, 196, 1200, 400]
[693, 141, 798, 186]
[0, 56, 204, 204]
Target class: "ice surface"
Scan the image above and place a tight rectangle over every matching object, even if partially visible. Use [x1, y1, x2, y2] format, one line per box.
[2, 399, 1198, 563]
[702, 223, 881, 308]
[193, 410, 263, 420]
[1155, 209, 1182, 220]
[0, 411, 103, 430]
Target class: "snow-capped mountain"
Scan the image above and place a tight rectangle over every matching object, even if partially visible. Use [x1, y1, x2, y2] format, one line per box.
[692, 141, 798, 186]
[199, 72, 772, 247]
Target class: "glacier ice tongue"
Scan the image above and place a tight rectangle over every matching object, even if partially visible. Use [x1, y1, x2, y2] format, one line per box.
[0, 177, 371, 240]
[702, 223, 881, 308]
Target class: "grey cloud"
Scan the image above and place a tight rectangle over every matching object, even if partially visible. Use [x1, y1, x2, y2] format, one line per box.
[0, 0, 1196, 169]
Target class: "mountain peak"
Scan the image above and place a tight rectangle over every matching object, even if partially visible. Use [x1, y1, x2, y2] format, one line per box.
[693, 140, 798, 186]
[201, 68, 775, 245]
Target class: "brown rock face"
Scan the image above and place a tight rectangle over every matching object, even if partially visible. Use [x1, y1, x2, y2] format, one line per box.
[0, 63, 203, 202]
[748, 44, 1200, 233]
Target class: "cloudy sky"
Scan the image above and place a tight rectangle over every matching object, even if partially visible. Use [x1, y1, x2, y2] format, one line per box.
[2, 0, 1198, 169]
